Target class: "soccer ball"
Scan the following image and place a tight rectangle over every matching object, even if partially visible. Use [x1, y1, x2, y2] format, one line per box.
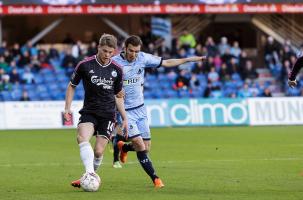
[80, 172, 101, 192]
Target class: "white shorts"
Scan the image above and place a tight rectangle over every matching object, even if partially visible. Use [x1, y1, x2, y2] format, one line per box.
[126, 105, 151, 140]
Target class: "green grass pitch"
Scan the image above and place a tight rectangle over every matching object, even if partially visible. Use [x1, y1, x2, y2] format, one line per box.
[0, 126, 303, 200]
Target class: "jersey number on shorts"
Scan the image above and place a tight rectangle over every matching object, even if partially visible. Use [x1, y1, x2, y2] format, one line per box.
[107, 121, 115, 132]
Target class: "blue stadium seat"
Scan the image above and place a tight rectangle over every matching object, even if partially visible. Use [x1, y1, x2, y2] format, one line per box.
[75, 89, 85, 100]
[163, 89, 178, 98]
[144, 90, 153, 99]
[160, 81, 172, 90]
[0, 91, 13, 101]
[28, 90, 39, 100]
[157, 73, 167, 81]
[151, 88, 163, 99]
[47, 84, 59, 91]
[39, 92, 51, 100]
[287, 88, 301, 96]
[146, 74, 157, 82]
[231, 73, 242, 81]
[44, 75, 57, 83]
[210, 91, 223, 98]
[57, 74, 69, 82]
[178, 89, 190, 98]
[36, 85, 48, 93]
[23, 84, 36, 91]
[40, 69, 55, 76]
[191, 88, 205, 98]
[11, 89, 23, 101]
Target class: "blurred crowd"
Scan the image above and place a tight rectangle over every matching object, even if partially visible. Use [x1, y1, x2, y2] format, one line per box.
[0, 31, 302, 101]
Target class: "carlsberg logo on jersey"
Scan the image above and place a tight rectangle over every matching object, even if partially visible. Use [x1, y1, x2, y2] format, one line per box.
[91, 76, 114, 89]
[145, 99, 249, 127]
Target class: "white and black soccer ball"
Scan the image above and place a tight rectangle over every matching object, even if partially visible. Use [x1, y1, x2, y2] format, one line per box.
[80, 172, 101, 192]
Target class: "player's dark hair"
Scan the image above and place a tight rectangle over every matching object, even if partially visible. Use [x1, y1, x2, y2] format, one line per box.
[99, 34, 117, 49]
[124, 35, 143, 48]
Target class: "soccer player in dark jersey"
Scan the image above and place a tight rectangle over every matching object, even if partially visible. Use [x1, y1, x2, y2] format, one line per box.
[288, 55, 303, 88]
[63, 34, 128, 188]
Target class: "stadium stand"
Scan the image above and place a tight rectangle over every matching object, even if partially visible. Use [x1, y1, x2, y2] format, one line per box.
[0, 33, 302, 101]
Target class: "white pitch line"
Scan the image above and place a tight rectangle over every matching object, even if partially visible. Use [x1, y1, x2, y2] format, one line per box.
[0, 158, 302, 168]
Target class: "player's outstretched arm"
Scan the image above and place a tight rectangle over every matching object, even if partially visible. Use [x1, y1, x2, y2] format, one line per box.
[162, 56, 206, 68]
[64, 83, 76, 121]
[115, 95, 128, 138]
[288, 56, 303, 88]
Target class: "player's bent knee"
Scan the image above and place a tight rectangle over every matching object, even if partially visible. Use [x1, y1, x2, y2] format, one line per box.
[94, 151, 103, 158]
[131, 138, 146, 152]
[77, 134, 89, 144]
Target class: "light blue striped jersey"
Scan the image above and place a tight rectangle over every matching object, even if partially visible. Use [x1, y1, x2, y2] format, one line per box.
[112, 52, 162, 109]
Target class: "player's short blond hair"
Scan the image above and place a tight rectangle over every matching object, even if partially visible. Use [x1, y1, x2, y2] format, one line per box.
[99, 34, 117, 49]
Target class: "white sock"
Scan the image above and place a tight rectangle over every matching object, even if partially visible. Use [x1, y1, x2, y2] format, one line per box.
[79, 141, 94, 173]
[94, 156, 103, 172]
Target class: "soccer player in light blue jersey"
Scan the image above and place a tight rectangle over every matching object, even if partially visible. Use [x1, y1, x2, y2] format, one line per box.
[112, 35, 205, 188]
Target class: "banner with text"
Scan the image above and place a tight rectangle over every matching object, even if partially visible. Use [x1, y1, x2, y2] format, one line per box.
[145, 98, 249, 126]
[248, 97, 303, 125]
[2, 4, 303, 15]
[0, 97, 303, 129]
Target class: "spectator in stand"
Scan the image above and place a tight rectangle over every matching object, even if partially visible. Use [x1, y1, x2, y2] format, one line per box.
[238, 51, 248, 74]
[0, 41, 8, 56]
[218, 37, 230, 56]
[195, 44, 203, 57]
[22, 67, 35, 84]
[228, 57, 239, 74]
[289, 55, 297, 70]
[62, 49, 77, 76]
[0, 68, 5, 85]
[0, 56, 9, 72]
[241, 60, 258, 82]
[280, 44, 294, 62]
[30, 55, 42, 72]
[1, 74, 12, 91]
[157, 40, 170, 59]
[87, 41, 98, 57]
[146, 42, 156, 54]
[205, 36, 218, 57]
[9, 68, 21, 84]
[4, 49, 13, 64]
[202, 56, 215, 73]
[264, 36, 280, 66]
[178, 29, 196, 50]
[190, 74, 200, 91]
[230, 41, 241, 62]
[280, 60, 291, 82]
[221, 47, 233, 66]
[213, 54, 222, 69]
[72, 40, 83, 59]
[17, 50, 31, 67]
[38, 49, 53, 70]
[21, 41, 38, 57]
[237, 83, 252, 98]
[261, 88, 272, 97]
[20, 91, 31, 101]
[174, 69, 190, 90]
[219, 62, 231, 82]
[192, 60, 204, 74]
[208, 67, 219, 83]
[11, 43, 21, 59]
[249, 83, 260, 97]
